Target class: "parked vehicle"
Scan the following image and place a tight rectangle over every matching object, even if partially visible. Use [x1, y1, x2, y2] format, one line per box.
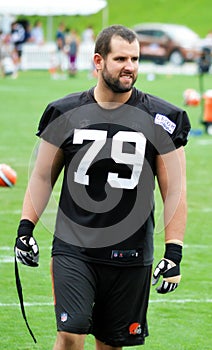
[133, 23, 202, 65]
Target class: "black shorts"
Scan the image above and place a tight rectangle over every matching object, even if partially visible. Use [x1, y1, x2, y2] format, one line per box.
[52, 255, 151, 347]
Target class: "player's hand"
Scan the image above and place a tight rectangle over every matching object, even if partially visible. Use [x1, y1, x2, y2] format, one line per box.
[152, 258, 181, 293]
[15, 235, 39, 267]
[152, 242, 183, 294]
[14, 219, 39, 267]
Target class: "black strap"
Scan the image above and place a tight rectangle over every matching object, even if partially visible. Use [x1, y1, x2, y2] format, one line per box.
[14, 256, 37, 343]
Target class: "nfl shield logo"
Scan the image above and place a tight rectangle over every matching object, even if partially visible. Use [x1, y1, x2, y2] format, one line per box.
[61, 312, 68, 322]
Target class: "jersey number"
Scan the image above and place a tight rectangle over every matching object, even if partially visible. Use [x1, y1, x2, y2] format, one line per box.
[73, 129, 146, 189]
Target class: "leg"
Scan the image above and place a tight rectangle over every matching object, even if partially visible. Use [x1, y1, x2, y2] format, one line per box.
[95, 338, 122, 350]
[53, 331, 86, 350]
[92, 265, 151, 348]
[51, 256, 96, 348]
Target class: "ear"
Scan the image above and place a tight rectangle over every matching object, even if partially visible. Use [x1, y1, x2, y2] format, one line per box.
[93, 53, 103, 70]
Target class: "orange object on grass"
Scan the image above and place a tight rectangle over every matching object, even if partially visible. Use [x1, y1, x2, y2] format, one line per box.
[0, 163, 17, 187]
[203, 90, 212, 122]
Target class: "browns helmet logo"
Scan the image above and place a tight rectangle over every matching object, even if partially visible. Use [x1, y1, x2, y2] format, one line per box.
[129, 322, 142, 335]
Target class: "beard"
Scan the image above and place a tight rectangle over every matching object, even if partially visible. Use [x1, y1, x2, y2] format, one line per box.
[102, 64, 137, 93]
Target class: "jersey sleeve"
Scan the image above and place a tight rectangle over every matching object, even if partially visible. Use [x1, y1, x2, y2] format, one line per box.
[154, 108, 191, 155]
[170, 109, 191, 148]
[36, 91, 91, 147]
[36, 103, 72, 148]
[144, 93, 191, 154]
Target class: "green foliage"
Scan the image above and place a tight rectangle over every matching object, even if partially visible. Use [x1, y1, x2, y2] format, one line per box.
[0, 70, 211, 349]
[106, 0, 212, 36]
[17, 0, 212, 41]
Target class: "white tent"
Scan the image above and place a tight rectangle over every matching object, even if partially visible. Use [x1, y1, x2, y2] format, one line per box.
[0, 0, 107, 16]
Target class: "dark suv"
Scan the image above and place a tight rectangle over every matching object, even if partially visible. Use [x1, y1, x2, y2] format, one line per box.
[133, 23, 201, 65]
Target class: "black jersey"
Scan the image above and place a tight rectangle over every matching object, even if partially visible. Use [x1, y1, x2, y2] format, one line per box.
[37, 87, 190, 266]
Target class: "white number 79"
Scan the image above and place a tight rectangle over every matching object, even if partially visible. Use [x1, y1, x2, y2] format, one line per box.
[73, 129, 146, 189]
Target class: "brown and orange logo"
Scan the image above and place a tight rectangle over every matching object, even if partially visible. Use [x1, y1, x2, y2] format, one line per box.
[129, 322, 142, 335]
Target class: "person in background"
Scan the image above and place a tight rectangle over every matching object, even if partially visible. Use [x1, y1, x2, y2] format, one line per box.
[56, 22, 66, 52]
[0, 30, 17, 78]
[82, 25, 96, 78]
[55, 22, 67, 77]
[10, 21, 26, 63]
[31, 20, 44, 45]
[65, 29, 80, 76]
[82, 24, 95, 44]
[15, 25, 190, 350]
[10, 20, 32, 72]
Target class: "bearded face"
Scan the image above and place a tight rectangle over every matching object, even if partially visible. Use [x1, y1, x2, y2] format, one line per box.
[98, 36, 140, 94]
[102, 60, 138, 93]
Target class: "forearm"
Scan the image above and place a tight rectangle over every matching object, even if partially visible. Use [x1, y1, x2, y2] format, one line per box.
[157, 146, 187, 244]
[20, 140, 64, 225]
[163, 189, 187, 244]
[21, 172, 53, 225]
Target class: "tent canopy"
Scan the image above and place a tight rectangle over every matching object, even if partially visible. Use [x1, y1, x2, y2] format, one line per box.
[0, 0, 107, 16]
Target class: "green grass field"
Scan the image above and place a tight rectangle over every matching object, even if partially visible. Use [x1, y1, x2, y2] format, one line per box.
[0, 69, 211, 349]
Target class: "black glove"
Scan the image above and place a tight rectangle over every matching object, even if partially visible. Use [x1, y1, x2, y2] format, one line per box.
[152, 242, 182, 294]
[15, 219, 39, 267]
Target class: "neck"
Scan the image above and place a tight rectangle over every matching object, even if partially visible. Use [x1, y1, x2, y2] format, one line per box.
[94, 83, 132, 109]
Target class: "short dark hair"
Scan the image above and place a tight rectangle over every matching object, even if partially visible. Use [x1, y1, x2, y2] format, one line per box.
[94, 25, 139, 58]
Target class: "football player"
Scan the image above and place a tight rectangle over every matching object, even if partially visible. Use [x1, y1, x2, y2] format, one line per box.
[15, 25, 190, 350]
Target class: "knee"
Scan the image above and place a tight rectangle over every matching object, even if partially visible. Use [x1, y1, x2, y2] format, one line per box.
[95, 338, 122, 350]
[55, 331, 85, 349]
